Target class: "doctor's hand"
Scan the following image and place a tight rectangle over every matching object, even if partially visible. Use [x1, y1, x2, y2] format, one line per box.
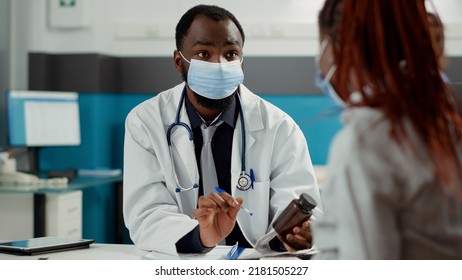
[279, 219, 313, 252]
[193, 192, 243, 248]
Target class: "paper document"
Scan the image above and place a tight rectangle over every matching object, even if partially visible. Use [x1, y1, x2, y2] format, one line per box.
[144, 245, 245, 260]
[239, 246, 318, 260]
[144, 230, 318, 260]
[240, 230, 318, 259]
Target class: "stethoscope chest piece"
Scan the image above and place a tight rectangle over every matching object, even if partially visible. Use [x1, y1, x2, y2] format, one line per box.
[237, 172, 252, 191]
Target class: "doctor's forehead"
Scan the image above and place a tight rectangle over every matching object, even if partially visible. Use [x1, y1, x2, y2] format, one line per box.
[182, 16, 243, 50]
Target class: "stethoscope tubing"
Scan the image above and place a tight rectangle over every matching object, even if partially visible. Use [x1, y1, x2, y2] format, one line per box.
[167, 87, 248, 191]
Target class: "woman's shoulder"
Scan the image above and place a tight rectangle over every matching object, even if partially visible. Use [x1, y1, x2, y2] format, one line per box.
[337, 107, 391, 146]
[329, 107, 404, 171]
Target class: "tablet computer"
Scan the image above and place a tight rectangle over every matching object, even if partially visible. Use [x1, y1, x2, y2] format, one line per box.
[0, 237, 95, 255]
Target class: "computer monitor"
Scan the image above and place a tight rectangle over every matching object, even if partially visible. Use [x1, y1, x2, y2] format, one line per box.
[7, 90, 81, 147]
[0, 90, 9, 152]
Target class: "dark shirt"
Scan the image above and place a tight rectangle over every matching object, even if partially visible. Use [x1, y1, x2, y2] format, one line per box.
[176, 90, 251, 252]
[175, 88, 284, 253]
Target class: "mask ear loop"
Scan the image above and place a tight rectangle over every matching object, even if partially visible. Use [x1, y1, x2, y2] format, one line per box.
[324, 65, 337, 83]
[316, 39, 337, 82]
[318, 39, 337, 84]
[316, 39, 329, 65]
[178, 51, 191, 64]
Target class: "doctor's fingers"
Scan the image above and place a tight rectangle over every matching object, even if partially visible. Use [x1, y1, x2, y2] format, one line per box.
[293, 221, 312, 239]
[193, 207, 215, 221]
[293, 226, 313, 244]
[277, 235, 297, 252]
[226, 196, 243, 218]
[196, 196, 221, 214]
[199, 192, 235, 212]
[286, 233, 311, 250]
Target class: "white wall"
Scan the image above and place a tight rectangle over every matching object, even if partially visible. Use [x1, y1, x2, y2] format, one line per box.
[20, 0, 324, 56]
[8, 0, 462, 89]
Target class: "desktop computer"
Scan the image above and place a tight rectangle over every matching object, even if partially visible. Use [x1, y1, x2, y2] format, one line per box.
[0, 90, 81, 185]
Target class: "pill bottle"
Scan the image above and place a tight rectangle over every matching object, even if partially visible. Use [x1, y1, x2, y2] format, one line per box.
[272, 193, 317, 250]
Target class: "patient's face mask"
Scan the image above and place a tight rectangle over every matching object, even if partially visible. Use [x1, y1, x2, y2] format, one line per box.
[179, 51, 244, 100]
[315, 40, 345, 107]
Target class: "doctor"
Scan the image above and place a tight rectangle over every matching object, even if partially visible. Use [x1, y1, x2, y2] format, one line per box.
[123, 4, 322, 256]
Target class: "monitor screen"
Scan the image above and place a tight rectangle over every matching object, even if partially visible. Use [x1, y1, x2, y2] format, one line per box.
[0, 96, 7, 151]
[7, 90, 81, 147]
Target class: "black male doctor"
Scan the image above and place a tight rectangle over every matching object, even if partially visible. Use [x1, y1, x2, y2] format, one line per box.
[123, 5, 322, 256]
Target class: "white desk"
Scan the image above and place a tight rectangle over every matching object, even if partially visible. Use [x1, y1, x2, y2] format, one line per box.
[0, 244, 250, 260]
[0, 243, 146, 260]
[0, 243, 308, 260]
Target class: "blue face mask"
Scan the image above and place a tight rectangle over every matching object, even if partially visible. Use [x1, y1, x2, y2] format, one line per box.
[314, 41, 345, 107]
[315, 65, 345, 107]
[179, 52, 244, 100]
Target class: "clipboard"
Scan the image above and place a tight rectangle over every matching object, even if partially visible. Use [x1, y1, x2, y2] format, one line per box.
[0, 237, 95, 255]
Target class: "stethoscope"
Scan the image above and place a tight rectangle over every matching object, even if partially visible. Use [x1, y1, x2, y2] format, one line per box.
[167, 87, 254, 193]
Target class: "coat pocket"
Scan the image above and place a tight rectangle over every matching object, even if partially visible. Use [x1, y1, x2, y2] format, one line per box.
[236, 180, 271, 243]
[174, 187, 198, 218]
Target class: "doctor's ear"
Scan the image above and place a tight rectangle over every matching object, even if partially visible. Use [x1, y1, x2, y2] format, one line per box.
[173, 50, 184, 73]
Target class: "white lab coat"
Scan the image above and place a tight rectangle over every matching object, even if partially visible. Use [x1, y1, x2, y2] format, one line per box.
[123, 83, 322, 256]
[312, 107, 462, 259]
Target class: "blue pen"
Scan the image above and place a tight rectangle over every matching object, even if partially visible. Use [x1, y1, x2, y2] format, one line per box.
[215, 186, 253, 216]
[249, 169, 255, 190]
